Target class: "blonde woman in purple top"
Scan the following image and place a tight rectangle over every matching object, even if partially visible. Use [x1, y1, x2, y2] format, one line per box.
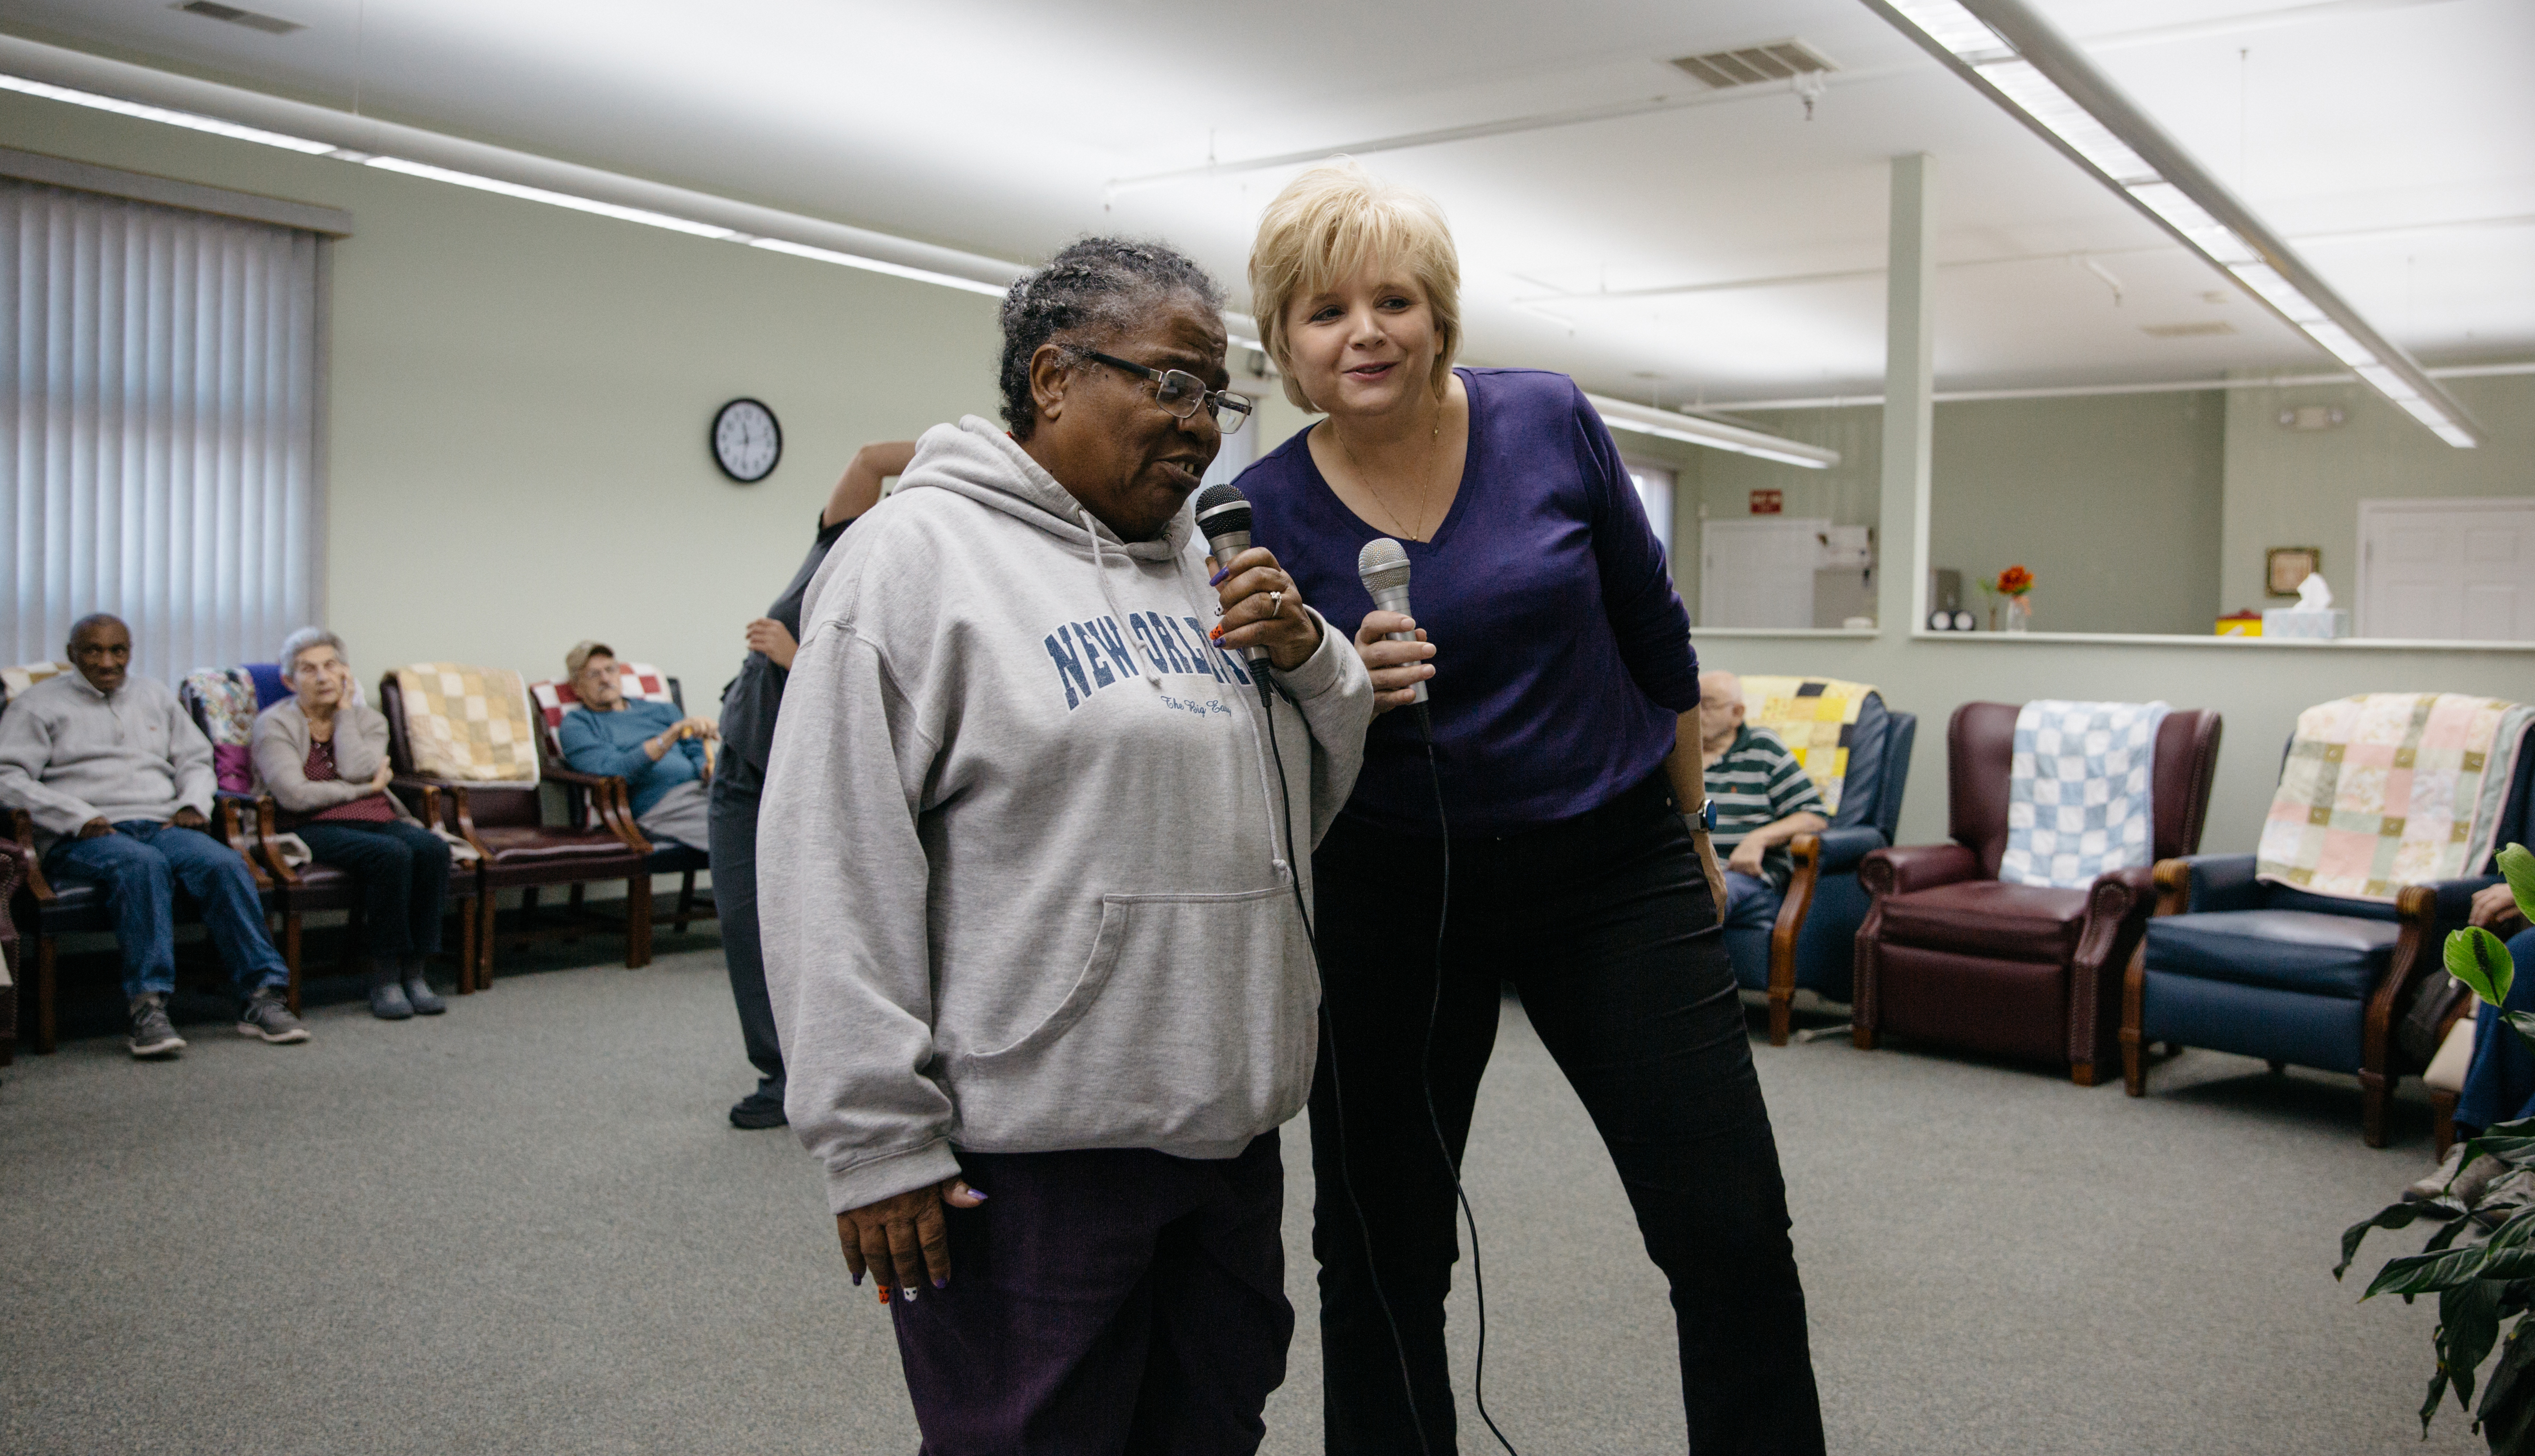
[1238, 162, 1824, 1454]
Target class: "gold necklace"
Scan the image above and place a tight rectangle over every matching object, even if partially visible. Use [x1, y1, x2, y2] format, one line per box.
[1333, 411, 1446, 543]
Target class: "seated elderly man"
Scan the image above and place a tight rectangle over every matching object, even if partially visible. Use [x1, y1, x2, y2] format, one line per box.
[0, 614, 306, 1057]
[1697, 670, 1829, 935]
[556, 641, 716, 851]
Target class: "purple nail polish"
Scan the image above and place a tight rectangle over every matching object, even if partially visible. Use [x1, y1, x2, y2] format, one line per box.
[853, 1271, 864, 1286]
[968, 1189, 987, 1200]
[933, 1276, 949, 1289]
[1209, 567, 1229, 586]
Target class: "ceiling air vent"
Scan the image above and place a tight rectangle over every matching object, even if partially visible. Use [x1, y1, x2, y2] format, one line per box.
[2139, 320, 2236, 338]
[1669, 39, 1840, 89]
[173, 1, 305, 35]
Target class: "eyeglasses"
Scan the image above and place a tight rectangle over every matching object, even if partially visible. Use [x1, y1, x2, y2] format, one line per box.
[1080, 350, 1253, 434]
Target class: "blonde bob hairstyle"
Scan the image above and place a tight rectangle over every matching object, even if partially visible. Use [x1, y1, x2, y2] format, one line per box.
[1248, 160, 1461, 413]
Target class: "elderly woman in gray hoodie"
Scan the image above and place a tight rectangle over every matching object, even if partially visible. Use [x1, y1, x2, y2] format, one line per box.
[251, 627, 451, 1019]
[760, 238, 1371, 1454]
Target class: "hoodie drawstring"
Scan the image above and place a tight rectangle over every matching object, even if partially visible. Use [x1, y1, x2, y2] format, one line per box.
[1172, 551, 1293, 885]
[1081, 509, 1163, 687]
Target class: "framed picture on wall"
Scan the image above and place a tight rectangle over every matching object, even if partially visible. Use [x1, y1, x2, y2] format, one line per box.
[2267, 546, 2322, 597]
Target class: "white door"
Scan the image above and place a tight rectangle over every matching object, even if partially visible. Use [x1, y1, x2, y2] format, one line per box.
[1701, 518, 1831, 629]
[2357, 499, 2535, 641]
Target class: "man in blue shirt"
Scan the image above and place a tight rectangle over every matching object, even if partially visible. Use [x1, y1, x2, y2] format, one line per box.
[556, 641, 716, 850]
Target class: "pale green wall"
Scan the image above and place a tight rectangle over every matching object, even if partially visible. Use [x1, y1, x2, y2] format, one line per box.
[1690, 393, 2223, 634]
[2221, 372, 2535, 616]
[1930, 391, 2224, 636]
[3, 91, 1006, 705]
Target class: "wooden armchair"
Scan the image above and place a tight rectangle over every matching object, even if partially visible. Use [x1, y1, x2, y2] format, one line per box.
[7, 799, 272, 1053]
[181, 666, 481, 1006]
[2125, 712, 2533, 1145]
[380, 665, 651, 989]
[527, 663, 717, 935]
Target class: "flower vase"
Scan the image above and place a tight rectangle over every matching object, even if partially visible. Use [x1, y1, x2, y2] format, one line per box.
[2004, 596, 2032, 633]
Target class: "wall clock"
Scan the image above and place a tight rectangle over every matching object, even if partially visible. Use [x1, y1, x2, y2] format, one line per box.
[712, 398, 781, 483]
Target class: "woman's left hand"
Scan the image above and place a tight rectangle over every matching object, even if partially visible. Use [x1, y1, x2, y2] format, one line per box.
[1211, 546, 1322, 672]
[367, 762, 394, 792]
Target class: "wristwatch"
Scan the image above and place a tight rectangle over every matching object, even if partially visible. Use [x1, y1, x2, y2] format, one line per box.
[1686, 799, 1717, 834]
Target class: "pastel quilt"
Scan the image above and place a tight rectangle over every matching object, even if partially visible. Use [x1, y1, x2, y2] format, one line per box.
[392, 663, 541, 785]
[2257, 693, 2529, 901]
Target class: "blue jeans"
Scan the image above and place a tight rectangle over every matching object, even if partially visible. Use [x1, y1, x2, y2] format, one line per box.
[45, 820, 290, 1003]
[1723, 868, 1783, 933]
[2457, 926, 2535, 1134]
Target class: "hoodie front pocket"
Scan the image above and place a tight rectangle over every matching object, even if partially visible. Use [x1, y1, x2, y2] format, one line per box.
[952, 885, 1315, 1150]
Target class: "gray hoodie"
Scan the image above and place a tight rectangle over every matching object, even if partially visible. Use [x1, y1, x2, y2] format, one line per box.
[0, 672, 215, 848]
[759, 417, 1373, 1214]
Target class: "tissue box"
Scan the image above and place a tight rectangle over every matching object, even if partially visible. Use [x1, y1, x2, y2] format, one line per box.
[2263, 608, 2349, 640]
[2214, 612, 2262, 637]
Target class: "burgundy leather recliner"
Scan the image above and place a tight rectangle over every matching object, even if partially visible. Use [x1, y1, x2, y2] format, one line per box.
[1851, 701, 2222, 1085]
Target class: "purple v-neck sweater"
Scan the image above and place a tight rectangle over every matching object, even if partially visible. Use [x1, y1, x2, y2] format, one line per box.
[1237, 366, 1699, 836]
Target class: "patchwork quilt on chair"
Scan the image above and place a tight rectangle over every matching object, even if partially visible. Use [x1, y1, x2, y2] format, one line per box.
[391, 664, 540, 784]
[1738, 676, 1875, 817]
[179, 667, 262, 793]
[2257, 693, 2531, 901]
[2000, 700, 2172, 889]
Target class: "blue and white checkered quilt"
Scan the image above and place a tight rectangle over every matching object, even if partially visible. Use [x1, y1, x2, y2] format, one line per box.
[2000, 699, 2172, 889]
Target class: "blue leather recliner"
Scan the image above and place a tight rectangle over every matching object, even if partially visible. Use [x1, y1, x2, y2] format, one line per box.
[1722, 691, 1917, 1045]
[2123, 727, 2535, 1146]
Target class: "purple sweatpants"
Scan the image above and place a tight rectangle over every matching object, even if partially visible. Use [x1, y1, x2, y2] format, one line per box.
[893, 1131, 1293, 1455]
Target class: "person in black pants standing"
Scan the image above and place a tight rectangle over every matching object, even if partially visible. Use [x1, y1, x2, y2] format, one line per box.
[1239, 162, 1824, 1453]
[712, 439, 914, 1128]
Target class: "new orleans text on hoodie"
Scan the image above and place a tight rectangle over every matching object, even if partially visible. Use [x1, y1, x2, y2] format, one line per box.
[758, 417, 1374, 1213]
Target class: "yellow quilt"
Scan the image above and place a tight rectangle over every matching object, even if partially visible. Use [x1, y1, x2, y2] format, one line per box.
[1736, 675, 1877, 817]
[391, 663, 541, 784]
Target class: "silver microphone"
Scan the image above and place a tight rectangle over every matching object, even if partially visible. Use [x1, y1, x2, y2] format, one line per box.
[1193, 484, 1271, 667]
[1355, 537, 1428, 706]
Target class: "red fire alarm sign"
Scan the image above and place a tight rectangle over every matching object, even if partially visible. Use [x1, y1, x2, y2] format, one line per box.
[1750, 489, 1783, 515]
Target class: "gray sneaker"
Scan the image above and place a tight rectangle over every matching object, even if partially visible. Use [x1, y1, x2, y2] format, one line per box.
[128, 995, 186, 1059]
[2408, 1142, 2509, 1206]
[236, 988, 311, 1044]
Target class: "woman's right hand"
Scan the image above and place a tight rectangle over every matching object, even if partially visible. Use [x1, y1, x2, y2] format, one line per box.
[835, 1176, 986, 1300]
[367, 762, 394, 792]
[1354, 610, 1435, 715]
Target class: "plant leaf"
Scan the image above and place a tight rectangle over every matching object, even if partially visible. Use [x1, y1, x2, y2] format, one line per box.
[2509, 1010, 2535, 1060]
[2428, 1361, 2456, 1437]
[2446, 1278, 2508, 1410]
[2341, 1200, 2467, 1278]
[2370, 1243, 2497, 1300]
[2500, 844, 2535, 927]
[2453, 926, 2519, 1008]
[2478, 1322, 2535, 1452]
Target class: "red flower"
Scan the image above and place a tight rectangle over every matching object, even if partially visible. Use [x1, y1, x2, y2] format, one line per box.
[1995, 565, 2034, 596]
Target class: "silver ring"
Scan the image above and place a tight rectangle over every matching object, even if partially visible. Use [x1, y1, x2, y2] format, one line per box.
[1268, 590, 1284, 618]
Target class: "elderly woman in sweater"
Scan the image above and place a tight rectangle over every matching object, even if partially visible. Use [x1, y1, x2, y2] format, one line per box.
[250, 627, 452, 1019]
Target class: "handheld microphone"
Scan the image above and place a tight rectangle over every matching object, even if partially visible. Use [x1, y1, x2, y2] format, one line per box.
[1355, 537, 1429, 706]
[1193, 484, 1273, 669]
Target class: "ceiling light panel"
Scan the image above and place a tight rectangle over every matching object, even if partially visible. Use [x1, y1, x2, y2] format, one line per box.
[1862, 0, 2486, 446]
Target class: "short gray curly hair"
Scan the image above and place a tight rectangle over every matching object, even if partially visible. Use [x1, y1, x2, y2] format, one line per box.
[277, 626, 347, 677]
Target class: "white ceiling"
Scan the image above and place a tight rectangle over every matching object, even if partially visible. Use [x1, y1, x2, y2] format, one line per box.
[7, 0, 2530, 406]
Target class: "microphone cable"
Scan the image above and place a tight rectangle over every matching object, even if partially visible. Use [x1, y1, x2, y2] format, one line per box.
[1254, 668, 1435, 1456]
[1255, 666, 1523, 1456]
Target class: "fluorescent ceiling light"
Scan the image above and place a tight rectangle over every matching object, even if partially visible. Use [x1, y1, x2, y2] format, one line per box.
[1589, 395, 1841, 469]
[0, 69, 1015, 300]
[0, 71, 335, 154]
[1864, 0, 2484, 447]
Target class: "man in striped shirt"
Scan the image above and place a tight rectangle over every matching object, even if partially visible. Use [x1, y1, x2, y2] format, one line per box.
[1699, 671, 1829, 932]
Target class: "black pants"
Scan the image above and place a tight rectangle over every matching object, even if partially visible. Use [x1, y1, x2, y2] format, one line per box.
[896, 1135, 1291, 1454]
[1309, 771, 1824, 1454]
[295, 819, 450, 960]
[707, 777, 784, 1094]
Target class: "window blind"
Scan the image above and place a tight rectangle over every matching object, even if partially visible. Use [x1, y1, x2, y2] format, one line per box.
[3, 176, 322, 684]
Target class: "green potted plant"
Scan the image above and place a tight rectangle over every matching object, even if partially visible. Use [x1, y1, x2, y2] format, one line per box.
[2341, 841, 2535, 1450]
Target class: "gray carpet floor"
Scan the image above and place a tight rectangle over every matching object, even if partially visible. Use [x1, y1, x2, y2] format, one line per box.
[0, 945, 2484, 1454]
